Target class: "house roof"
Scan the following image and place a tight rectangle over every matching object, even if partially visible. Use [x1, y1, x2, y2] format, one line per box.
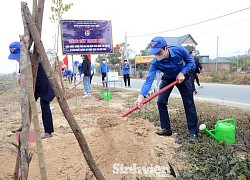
[164, 34, 198, 46]
[201, 57, 232, 63]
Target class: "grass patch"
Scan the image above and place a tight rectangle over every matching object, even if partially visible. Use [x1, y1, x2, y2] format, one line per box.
[200, 72, 250, 85]
[126, 94, 250, 179]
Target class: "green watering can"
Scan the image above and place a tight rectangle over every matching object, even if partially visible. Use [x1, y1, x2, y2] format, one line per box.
[99, 91, 112, 100]
[199, 118, 236, 144]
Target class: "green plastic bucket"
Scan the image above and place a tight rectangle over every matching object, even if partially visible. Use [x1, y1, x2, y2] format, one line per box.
[99, 91, 112, 100]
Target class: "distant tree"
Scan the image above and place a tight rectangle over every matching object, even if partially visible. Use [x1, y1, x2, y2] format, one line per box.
[50, 0, 73, 62]
[96, 42, 134, 65]
[183, 45, 200, 55]
[50, 0, 73, 95]
[183, 45, 194, 53]
[140, 44, 150, 56]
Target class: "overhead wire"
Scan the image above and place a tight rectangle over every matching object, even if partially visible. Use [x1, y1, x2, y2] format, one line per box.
[128, 6, 250, 38]
[197, 17, 250, 38]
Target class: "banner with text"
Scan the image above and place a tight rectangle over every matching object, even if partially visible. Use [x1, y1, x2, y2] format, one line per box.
[61, 20, 113, 55]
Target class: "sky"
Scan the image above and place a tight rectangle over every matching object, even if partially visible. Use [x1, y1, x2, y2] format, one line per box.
[1, 0, 250, 73]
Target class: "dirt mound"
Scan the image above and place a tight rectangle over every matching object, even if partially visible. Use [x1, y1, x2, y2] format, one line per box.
[0, 85, 179, 179]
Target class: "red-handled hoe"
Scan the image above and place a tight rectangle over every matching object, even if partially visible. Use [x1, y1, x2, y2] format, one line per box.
[121, 80, 179, 117]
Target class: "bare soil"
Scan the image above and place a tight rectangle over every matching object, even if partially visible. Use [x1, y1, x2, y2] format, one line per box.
[0, 82, 180, 180]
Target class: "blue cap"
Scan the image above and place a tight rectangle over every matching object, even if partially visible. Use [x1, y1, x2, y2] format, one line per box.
[148, 37, 168, 55]
[8, 41, 20, 60]
[74, 61, 79, 66]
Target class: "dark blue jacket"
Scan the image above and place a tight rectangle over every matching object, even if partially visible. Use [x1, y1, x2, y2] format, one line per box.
[35, 63, 55, 102]
[81, 59, 91, 76]
[140, 46, 195, 96]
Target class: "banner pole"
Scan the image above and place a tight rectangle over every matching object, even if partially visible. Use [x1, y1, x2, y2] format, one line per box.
[105, 54, 109, 103]
[72, 55, 77, 105]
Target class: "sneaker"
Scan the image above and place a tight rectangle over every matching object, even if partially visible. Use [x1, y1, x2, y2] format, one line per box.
[83, 94, 89, 98]
[41, 133, 53, 139]
[189, 134, 198, 143]
[155, 128, 172, 136]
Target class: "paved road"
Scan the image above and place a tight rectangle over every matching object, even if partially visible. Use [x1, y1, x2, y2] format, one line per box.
[92, 76, 250, 109]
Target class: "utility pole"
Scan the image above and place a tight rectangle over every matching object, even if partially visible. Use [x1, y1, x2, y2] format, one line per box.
[124, 31, 131, 75]
[216, 36, 219, 74]
[134, 50, 137, 77]
[237, 50, 239, 72]
[125, 31, 129, 63]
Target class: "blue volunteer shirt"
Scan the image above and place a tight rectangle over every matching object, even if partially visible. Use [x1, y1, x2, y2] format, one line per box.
[65, 69, 73, 76]
[78, 63, 83, 76]
[100, 63, 109, 73]
[140, 45, 195, 96]
[122, 62, 130, 75]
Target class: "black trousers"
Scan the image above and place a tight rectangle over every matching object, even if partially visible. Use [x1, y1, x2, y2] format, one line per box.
[101, 72, 107, 87]
[68, 74, 73, 84]
[123, 74, 130, 87]
[189, 71, 196, 92]
[40, 99, 54, 134]
[195, 73, 201, 86]
[157, 77, 198, 135]
[90, 72, 94, 84]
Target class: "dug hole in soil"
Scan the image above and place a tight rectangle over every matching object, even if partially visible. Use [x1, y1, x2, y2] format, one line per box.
[0, 83, 180, 179]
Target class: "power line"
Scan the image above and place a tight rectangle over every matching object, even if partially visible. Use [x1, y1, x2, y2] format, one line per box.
[128, 6, 250, 38]
[197, 17, 250, 38]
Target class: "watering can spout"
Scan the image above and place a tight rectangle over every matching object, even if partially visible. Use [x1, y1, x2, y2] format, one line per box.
[199, 124, 219, 141]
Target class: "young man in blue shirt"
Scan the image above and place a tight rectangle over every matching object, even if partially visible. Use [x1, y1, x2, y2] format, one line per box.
[122, 59, 131, 87]
[135, 36, 199, 142]
[61, 68, 74, 84]
[99, 59, 110, 88]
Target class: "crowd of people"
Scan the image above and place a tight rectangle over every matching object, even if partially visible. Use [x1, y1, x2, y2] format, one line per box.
[8, 36, 204, 142]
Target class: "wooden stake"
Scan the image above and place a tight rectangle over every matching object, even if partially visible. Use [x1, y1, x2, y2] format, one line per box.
[22, 2, 105, 180]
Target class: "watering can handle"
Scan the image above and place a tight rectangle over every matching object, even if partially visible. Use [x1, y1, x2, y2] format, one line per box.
[205, 129, 219, 141]
[218, 118, 236, 127]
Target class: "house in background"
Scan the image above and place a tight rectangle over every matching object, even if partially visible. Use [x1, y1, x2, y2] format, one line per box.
[164, 34, 198, 47]
[200, 56, 232, 73]
[135, 34, 233, 75]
